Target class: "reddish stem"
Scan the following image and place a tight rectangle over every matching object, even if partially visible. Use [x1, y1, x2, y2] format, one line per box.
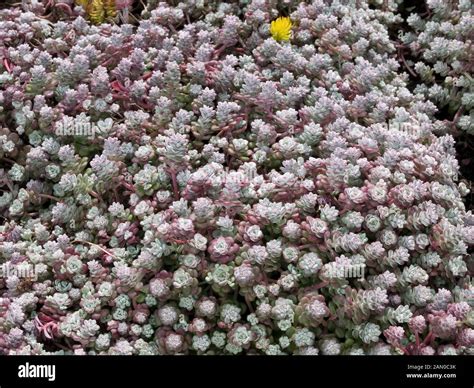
[167, 168, 180, 199]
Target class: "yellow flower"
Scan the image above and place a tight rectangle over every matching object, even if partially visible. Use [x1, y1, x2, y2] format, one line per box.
[103, 0, 117, 19]
[270, 16, 292, 42]
[75, 0, 117, 24]
[87, 0, 106, 24]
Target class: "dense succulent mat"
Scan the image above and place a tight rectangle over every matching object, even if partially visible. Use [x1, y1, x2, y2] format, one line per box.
[0, 0, 472, 355]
